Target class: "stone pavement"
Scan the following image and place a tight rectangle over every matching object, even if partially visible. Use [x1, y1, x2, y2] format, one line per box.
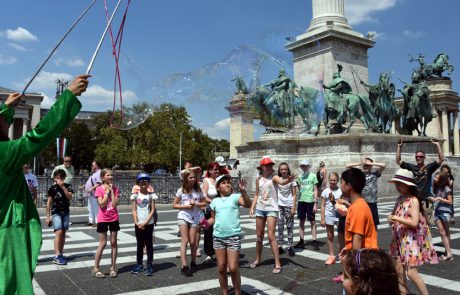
[33, 197, 460, 295]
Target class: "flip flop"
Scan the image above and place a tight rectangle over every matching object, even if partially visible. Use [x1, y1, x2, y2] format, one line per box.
[91, 269, 106, 278]
[440, 255, 454, 261]
[110, 269, 118, 278]
[272, 267, 282, 274]
[249, 262, 259, 269]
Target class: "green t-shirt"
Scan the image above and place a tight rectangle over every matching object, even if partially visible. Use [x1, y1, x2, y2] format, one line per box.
[297, 172, 318, 202]
[210, 193, 241, 238]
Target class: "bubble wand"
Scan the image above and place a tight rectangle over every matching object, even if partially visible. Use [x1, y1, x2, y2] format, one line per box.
[21, 0, 98, 97]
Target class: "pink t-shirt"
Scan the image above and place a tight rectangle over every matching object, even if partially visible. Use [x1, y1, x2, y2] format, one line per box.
[95, 185, 120, 222]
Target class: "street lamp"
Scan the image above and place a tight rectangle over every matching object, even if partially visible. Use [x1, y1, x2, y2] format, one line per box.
[179, 131, 183, 173]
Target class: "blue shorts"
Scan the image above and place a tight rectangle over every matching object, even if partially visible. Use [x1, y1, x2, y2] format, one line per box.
[52, 212, 70, 231]
[255, 209, 278, 218]
[435, 211, 452, 222]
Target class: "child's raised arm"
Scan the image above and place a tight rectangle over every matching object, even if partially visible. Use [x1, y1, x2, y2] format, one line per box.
[237, 179, 252, 208]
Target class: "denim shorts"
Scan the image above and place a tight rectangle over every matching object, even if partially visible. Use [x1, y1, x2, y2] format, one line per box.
[255, 209, 278, 218]
[435, 211, 452, 222]
[213, 235, 241, 251]
[52, 212, 70, 231]
[178, 219, 199, 228]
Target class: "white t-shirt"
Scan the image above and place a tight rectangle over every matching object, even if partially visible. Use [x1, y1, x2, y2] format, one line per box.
[24, 172, 38, 197]
[176, 188, 203, 224]
[321, 187, 342, 217]
[277, 180, 297, 207]
[130, 192, 158, 225]
[204, 178, 218, 199]
[256, 174, 279, 211]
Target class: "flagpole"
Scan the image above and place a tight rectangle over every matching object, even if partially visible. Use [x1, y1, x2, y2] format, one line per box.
[22, 0, 98, 96]
[86, 0, 123, 75]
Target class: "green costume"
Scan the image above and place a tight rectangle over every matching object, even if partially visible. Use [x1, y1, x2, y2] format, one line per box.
[0, 90, 81, 294]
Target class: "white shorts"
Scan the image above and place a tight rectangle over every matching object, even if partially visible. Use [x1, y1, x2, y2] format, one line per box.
[325, 215, 338, 225]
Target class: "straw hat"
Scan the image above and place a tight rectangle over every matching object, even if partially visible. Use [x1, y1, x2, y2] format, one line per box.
[388, 168, 417, 187]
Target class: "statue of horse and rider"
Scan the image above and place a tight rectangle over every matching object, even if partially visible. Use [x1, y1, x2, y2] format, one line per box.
[410, 52, 454, 81]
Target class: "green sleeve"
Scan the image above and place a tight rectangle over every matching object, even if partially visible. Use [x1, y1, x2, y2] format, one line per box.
[0, 89, 81, 172]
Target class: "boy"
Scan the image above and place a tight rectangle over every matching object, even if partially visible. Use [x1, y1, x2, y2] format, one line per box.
[46, 169, 74, 265]
[346, 158, 386, 229]
[340, 168, 378, 251]
[295, 160, 319, 250]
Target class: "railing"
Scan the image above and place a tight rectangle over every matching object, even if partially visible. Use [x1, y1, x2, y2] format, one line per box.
[36, 175, 240, 208]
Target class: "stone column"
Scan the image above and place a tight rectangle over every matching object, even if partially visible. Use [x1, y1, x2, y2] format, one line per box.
[441, 109, 450, 155]
[22, 118, 29, 136]
[453, 111, 459, 156]
[8, 124, 14, 139]
[309, 0, 352, 31]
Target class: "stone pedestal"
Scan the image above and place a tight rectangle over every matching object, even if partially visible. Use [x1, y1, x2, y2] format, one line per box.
[235, 133, 459, 194]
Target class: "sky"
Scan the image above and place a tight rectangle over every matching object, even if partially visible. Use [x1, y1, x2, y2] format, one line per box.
[0, 0, 459, 139]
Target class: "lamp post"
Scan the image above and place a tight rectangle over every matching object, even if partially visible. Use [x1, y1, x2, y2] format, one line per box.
[179, 132, 183, 173]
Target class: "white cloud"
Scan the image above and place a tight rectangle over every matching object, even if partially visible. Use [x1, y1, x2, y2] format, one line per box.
[346, 0, 397, 25]
[0, 27, 38, 42]
[81, 85, 138, 109]
[54, 57, 85, 68]
[0, 54, 17, 65]
[7, 43, 27, 51]
[402, 30, 425, 39]
[40, 93, 54, 109]
[202, 118, 230, 139]
[26, 71, 73, 91]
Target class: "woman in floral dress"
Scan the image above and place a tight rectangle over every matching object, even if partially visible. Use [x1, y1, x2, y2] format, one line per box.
[388, 169, 438, 295]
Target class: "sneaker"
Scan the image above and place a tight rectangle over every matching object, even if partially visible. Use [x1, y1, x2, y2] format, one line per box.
[278, 246, 285, 254]
[294, 239, 304, 249]
[325, 256, 336, 265]
[131, 264, 144, 274]
[288, 247, 295, 257]
[145, 265, 154, 276]
[181, 265, 193, 277]
[313, 240, 320, 251]
[190, 261, 197, 273]
[176, 251, 181, 258]
[53, 255, 67, 265]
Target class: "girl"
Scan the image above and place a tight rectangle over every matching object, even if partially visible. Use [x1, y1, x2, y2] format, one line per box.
[206, 174, 251, 295]
[440, 164, 455, 224]
[320, 172, 342, 265]
[249, 157, 296, 274]
[342, 249, 400, 295]
[92, 169, 120, 278]
[429, 173, 454, 261]
[172, 169, 206, 276]
[276, 162, 297, 257]
[388, 168, 438, 295]
[130, 173, 157, 276]
[202, 162, 221, 264]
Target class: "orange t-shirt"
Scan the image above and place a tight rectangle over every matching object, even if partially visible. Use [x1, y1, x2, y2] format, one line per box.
[345, 197, 378, 250]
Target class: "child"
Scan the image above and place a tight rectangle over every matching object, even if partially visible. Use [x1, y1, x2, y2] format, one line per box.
[340, 168, 377, 251]
[346, 158, 386, 229]
[429, 173, 453, 261]
[172, 168, 206, 276]
[206, 174, 251, 295]
[130, 173, 158, 276]
[388, 168, 438, 295]
[202, 162, 221, 264]
[92, 169, 120, 278]
[249, 157, 296, 274]
[277, 162, 297, 257]
[342, 249, 400, 295]
[295, 160, 319, 250]
[46, 169, 73, 265]
[320, 172, 342, 265]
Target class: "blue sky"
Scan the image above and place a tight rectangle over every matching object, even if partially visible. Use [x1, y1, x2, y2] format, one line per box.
[0, 0, 459, 138]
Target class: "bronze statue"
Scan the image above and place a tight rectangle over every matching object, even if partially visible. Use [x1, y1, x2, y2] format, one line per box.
[410, 52, 454, 81]
[231, 76, 248, 94]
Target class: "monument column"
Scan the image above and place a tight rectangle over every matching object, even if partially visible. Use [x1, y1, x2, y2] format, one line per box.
[453, 111, 459, 156]
[22, 118, 29, 136]
[8, 124, 14, 139]
[309, 0, 352, 32]
[441, 109, 450, 155]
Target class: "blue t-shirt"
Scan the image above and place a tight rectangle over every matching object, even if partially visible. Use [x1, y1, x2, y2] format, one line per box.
[210, 193, 241, 238]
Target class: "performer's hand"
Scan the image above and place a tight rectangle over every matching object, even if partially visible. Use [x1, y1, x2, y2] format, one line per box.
[397, 138, 403, 146]
[68, 74, 91, 96]
[4, 92, 22, 108]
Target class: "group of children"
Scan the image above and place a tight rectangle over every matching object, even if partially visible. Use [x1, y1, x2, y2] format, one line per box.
[44, 155, 455, 295]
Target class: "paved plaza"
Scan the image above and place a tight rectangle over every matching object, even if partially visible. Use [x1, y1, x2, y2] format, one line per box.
[34, 196, 460, 295]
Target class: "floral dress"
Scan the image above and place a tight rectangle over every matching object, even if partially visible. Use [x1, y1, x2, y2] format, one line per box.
[389, 196, 438, 266]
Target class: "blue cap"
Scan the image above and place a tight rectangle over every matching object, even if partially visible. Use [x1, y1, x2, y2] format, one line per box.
[136, 172, 151, 182]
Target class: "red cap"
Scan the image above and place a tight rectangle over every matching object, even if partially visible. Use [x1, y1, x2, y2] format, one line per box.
[260, 157, 274, 165]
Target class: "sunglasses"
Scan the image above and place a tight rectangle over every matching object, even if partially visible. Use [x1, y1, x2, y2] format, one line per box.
[415, 156, 425, 159]
[64, 160, 71, 163]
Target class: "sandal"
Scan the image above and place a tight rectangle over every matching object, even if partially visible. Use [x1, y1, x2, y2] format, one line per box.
[110, 269, 118, 278]
[440, 255, 454, 261]
[203, 256, 213, 265]
[249, 262, 259, 269]
[91, 269, 106, 278]
[272, 266, 282, 274]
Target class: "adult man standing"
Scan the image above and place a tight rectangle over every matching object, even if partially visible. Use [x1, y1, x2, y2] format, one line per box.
[84, 161, 101, 226]
[52, 155, 75, 184]
[0, 74, 90, 294]
[23, 163, 39, 206]
[396, 139, 445, 223]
